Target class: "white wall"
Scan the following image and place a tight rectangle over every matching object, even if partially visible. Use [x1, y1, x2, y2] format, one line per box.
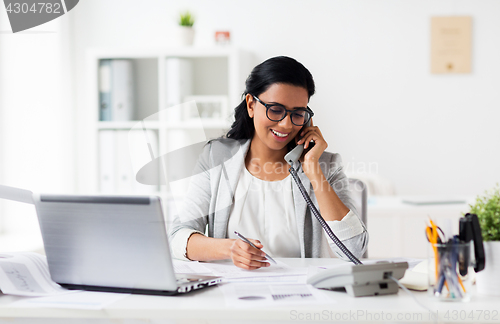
[0, 10, 74, 244]
[70, 0, 499, 196]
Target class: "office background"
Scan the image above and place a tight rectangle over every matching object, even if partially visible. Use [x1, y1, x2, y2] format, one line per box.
[0, 0, 499, 249]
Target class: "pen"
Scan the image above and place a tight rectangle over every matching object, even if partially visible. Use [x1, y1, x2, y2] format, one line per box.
[233, 231, 277, 264]
[434, 270, 446, 297]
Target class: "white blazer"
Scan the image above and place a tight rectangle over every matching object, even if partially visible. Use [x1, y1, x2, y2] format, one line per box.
[168, 138, 368, 260]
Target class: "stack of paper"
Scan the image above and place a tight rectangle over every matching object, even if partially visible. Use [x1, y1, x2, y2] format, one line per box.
[0, 252, 127, 309]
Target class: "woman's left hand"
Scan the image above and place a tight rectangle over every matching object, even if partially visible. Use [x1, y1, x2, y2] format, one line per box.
[296, 119, 328, 178]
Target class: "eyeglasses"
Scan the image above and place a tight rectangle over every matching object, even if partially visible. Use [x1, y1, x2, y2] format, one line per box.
[252, 95, 314, 126]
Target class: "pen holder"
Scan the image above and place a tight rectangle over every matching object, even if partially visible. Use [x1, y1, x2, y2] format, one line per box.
[428, 242, 472, 302]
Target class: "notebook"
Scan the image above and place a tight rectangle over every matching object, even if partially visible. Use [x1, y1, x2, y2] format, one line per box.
[32, 193, 221, 295]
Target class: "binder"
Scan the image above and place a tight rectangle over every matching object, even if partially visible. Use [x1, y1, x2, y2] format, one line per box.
[165, 58, 192, 121]
[128, 129, 159, 194]
[99, 59, 135, 121]
[99, 130, 115, 193]
[99, 60, 112, 121]
[111, 60, 135, 121]
[115, 131, 134, 193]
[99, 130, 159, 194]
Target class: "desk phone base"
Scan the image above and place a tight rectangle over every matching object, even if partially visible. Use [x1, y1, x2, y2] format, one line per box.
[307, 262, 409, 297]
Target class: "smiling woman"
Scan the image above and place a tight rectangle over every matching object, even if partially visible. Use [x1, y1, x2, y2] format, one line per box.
[169, 56, 368, 269]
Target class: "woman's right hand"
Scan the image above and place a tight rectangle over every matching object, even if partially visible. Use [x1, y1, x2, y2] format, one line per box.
[229, 238, 270, 270]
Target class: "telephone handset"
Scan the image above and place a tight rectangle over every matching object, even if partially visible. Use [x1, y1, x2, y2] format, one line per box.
[284, 120, 313, 165]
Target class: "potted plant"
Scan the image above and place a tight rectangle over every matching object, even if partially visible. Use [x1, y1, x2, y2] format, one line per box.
[469, 184, 500, 296]
[173, 11, 195, 46]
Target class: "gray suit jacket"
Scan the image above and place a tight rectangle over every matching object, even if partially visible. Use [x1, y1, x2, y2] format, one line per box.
[169, 138, 368, 259]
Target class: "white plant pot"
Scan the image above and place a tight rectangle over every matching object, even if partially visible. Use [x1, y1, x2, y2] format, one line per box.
[476, 241, 500, 296]
[172, 26, 194, 47]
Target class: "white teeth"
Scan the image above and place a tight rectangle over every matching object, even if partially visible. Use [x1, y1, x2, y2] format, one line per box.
[271, 129, 288, 138]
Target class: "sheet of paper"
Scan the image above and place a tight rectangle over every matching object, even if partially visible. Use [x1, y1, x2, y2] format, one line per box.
[172, 259, 212, 274]
[310, 258, 424, 271]
[225, 275, 307, 284]
[306, 263, 352, 279]
[200, 259, 308, 279]
[219, 283, 333, 308]
[10, 291, 128, 310]
[0, 184, 34, 204]
[0, 252, 72, 296]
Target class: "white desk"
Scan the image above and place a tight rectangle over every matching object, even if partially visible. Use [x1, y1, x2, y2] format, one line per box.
[0, 258, 498, 323]
[367, 196, 472, 258]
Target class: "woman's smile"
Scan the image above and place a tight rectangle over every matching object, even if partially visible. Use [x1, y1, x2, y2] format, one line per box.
[270, 128, 290, 141]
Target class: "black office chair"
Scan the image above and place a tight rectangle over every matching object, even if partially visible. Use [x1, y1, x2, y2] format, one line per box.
[348, 178, 368, 258]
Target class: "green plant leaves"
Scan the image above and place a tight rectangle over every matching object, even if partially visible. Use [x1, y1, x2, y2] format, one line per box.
[179, 11, 194, 27]
[469, 184, 500, 241]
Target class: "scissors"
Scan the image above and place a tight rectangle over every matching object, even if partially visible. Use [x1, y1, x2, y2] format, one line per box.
[425, 219, 444, 244]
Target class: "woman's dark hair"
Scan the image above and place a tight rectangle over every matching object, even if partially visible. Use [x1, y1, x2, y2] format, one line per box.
[226, 56, 315, 141]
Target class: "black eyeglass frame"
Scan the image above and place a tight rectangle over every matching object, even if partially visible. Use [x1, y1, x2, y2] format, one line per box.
[251, 95, 314, 126]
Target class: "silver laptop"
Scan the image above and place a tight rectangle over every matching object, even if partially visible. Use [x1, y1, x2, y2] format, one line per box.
[32, 193, 221, 295]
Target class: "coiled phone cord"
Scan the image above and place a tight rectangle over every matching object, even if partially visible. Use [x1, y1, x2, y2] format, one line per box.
[288, 165, 362, 265]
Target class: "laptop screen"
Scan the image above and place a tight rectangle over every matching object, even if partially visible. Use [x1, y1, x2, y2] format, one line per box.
[33, 194, 178, 292]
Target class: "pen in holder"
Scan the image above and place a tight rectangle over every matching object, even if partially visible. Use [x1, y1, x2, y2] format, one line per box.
[428, 240, 472, 302]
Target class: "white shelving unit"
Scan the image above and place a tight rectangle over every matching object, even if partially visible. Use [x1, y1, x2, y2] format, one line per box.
[80, 47, 253, 219]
